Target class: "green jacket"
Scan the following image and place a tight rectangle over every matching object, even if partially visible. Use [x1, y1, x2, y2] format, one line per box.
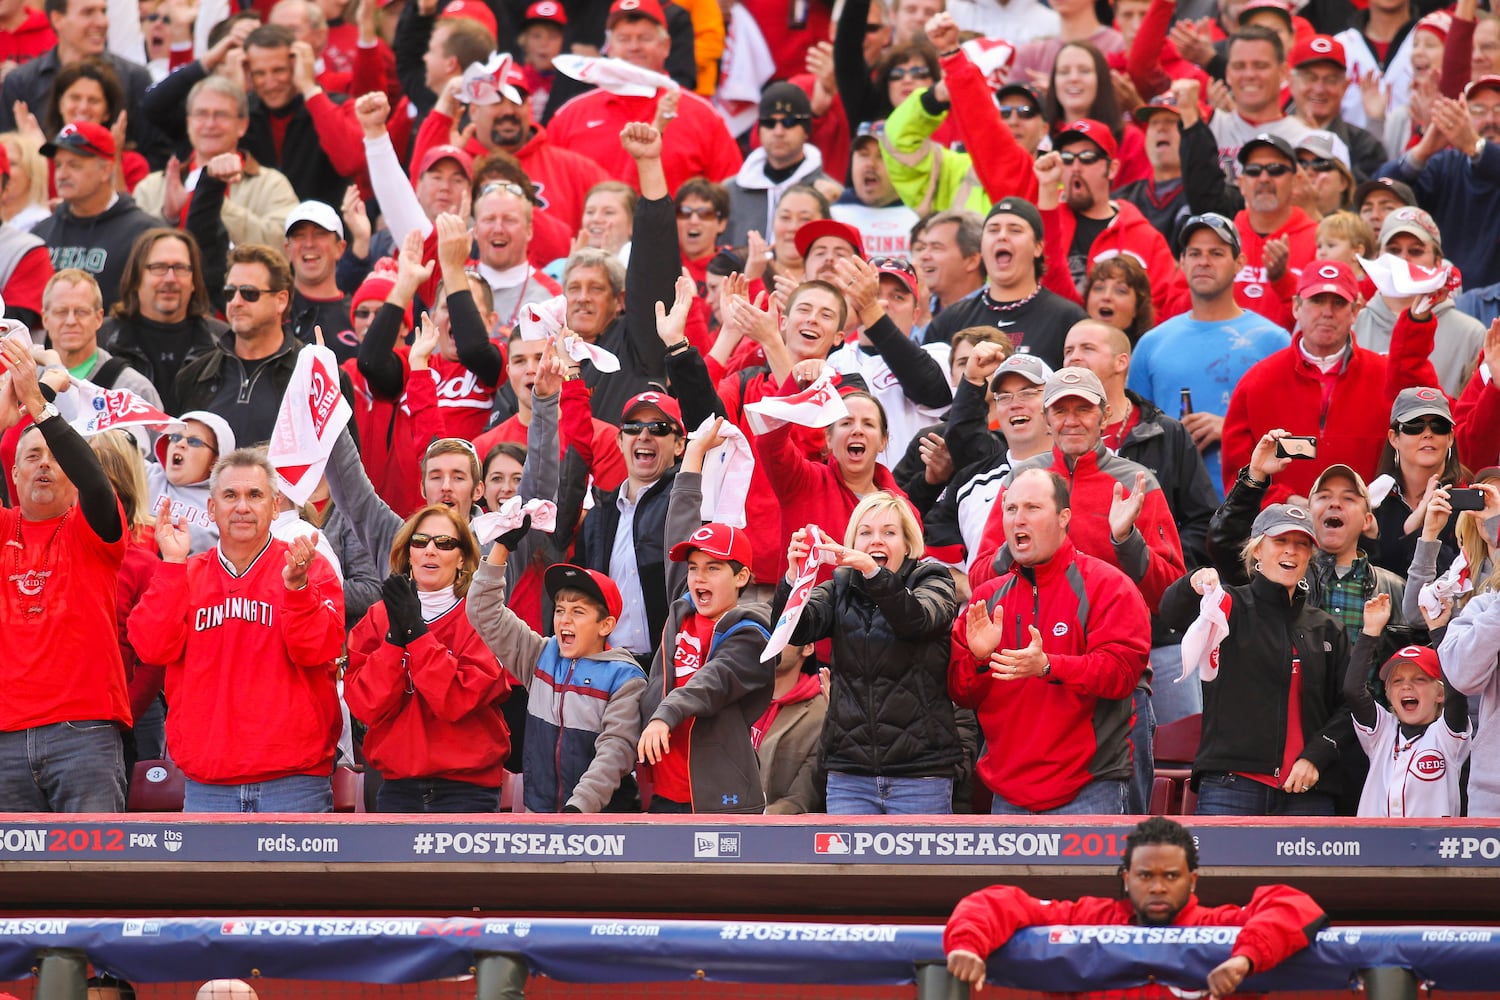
[881, 87, 991, 217]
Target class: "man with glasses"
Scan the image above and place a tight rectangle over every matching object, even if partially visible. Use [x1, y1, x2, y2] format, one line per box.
[33, 121, 155, 311]
[1286, 35, 1386, 181]
[724, 83, 832, 247]
[283, 201, 356, 363]
[42, 269, 161, 408]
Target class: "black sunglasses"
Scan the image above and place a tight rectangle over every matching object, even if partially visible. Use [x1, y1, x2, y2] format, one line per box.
[1058, 149, 1108, 165]
[224, 285, 271, 302]
[167, 432, 217, 451]
[1242, 162, 1294, 178]
[1299, 157, 1338, 173]
[409, 533, 462, 551]
[998, 103, 1040, 119]
[759, 115, 811, 130]
[677, 204, 722, 220]
[621, 420, 678, 437]
[887, 65, 933, 81]
[869, 256, 916, 275]
[1397, 416, 1453, 436]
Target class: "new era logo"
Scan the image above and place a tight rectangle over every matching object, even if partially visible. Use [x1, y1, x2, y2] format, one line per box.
[695, 832, 741, 858]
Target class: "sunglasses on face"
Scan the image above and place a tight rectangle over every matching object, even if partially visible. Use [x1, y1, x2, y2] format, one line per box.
[998, 103, 1040, 119]
[1241, 162, 1294, 178]
[353, 306, 382, 320]
[223, 285, 271, 302]
[1058, 149, 1108, 166]
[677, 204, 722, 220]
[1397, 416, 1453, 435]
[887, 65, 933, 81]
[167, 432, 216, 451]
[621, 420, 678, 437]
[759, 115, 811, 130]
[1299, 157, 1338, 173]
[409, 533, 462, 551]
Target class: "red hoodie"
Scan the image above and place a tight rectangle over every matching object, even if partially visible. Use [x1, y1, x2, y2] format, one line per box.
[0, 7, 54, 64]
[1234, 208, 1318, 331]
[1041, 198, 1182, 322]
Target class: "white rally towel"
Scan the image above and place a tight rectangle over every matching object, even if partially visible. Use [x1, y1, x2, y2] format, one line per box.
[1418, 549, 1473, 621]
[565, 334, 620, 373]
[761, 524, 838, 662]
[1358, 254, 1450, 298]
[266, 344, 353, 505]
[690, 414, 754, 528]
[961, 37, 1017, 88]
[1366, 473, 1396, 509]
[471, 497, 559, 545]
[712, 5, 775, 135]
[459, 52, 524, 106]
[744, 369, 848, 435]
[518, 295, 566, 342]
[1178, 583, 1232, 683]
[552, 54, 678, 97]
[67, 379, 175, 436]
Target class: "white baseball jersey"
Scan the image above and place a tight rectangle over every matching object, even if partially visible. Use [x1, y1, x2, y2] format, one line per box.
[1354, 708, 1472, 818]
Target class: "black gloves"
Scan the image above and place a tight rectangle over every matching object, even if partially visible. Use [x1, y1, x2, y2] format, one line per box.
[494, 513, 532, 554]
[383, 573, 428, 646]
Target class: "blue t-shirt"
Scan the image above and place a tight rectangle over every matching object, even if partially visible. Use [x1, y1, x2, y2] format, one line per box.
[1128, 311, 1290, 494]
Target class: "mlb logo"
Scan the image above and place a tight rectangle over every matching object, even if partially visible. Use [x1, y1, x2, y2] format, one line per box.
[221, 921, 251, 936]
[814, 832, 851, 854]
[1048, 928, 1078, 944]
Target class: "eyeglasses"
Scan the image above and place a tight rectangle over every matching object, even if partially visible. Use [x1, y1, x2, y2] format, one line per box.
[353, 305, 382, 320]
[1058, 149, 1108, 165]
[864, 21, 886, 33]
[1241, 162, 1294, 178]
[409, 533, 462, 551]
[993, 386, 1045, 405]
[869, 256, 916, 275]
[1299, 157, 1338, 173]
[223, 285, 272, 302]
[188, 108, 241, 123]
[998, 103, 1040, 119]
[677, 204, 722, 220]
[145, 262, 192, 277]
[167, 432, 217, 451]
[621, 420, 678, 437]
[759, 115, 810, 130]
[479, 180, 527, 201]
[1397, 416, 1453, 435]
[887, 65, 933, 81]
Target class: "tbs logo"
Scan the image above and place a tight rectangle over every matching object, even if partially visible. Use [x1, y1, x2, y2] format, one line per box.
[814, 833, 851, 855]
[694, 832, 741, 858]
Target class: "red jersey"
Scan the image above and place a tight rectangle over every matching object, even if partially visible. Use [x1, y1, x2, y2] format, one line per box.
[651, 611, 718, 804]
[0, 501, 131, 731]
[126, 540, 345, 785]
[548, 88, 742, 193]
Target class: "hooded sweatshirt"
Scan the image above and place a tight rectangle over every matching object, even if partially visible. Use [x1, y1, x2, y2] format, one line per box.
[725, 144, 831, 248]
[34, 193, 158, 310]
[146, 409, 237, 556]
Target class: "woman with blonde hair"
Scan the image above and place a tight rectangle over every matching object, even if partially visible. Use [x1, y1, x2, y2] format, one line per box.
[344, 504, 513, 812]
[0, 131, 50, 231]
[774, 490, 960, 814]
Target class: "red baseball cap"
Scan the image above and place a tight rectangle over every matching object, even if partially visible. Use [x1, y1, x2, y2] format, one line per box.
[608, 0, 666, 28]
[1056, 119, 1119, 160]
[42, 120, 115, 160]
[439, 0, 497, 38]
[1466, 74, 1500, 99]
[523, 0, 567, 26]
[621, 389, 684, 434]
[669, 522, 755, 566]
[1290, 35, 1345, 70]
[418, 143, 475, 179]
[545, 563, 624, 620]
[872, 256, 917, 298]
[1296, 259, 1359, 302]
[1379, 644, 1442, 682]
[793, 218, 865, 260]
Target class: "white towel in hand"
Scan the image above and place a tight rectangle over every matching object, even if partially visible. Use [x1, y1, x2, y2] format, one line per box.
[691, 415, 754, 528]
[1178, 583, 1232, 683]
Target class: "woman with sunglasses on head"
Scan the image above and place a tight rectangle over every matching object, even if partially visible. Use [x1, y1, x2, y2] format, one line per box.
[345, 505, 514, 812]
[1368, 388, 1468, 579]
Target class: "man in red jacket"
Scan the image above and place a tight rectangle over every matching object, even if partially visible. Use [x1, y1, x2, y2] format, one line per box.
[945, 815, 1327, 996]
[951, 466, 1151, 814]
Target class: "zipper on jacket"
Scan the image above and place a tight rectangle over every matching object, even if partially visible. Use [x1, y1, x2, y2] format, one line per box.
[556, 657, 574, 808]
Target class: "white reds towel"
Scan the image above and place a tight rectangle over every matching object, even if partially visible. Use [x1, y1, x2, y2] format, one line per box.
[471, 497, 558, 544]
[690, 415, 754, 528]
[518, 295, 566, 342]
[66, 379, 174, 436]
[761, 524, 837, 662]
[744, 369, 848, 434]
[1419, 550, 1473, 622]
[1178, 583, 1232, 683]
[1359, 254, 1451, 297]
[961, 37, 1017, 88]
[713, 6, 775, 135]
[266, 344, 353, 505]
[552, 54, 678, 96]
[459, 52, 524, 106]
[1367, 473, 1396, 509]
[564, 334, 620, 373]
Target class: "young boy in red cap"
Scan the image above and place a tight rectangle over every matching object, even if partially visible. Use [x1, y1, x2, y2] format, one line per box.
[638, 418, 774, 813]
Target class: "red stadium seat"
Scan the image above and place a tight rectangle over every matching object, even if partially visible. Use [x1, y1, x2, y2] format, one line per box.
[500, 771, 524, 813]
[332, 767, 365, 813]
[1149, 776, 1180, 815]
[1154, 713, 1202, 766]
[127, 759, 185, 812]
[1180, 786, 1198, 816]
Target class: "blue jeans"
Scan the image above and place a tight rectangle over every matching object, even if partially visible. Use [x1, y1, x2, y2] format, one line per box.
[1194, 772, 1336, 816]
[184, 774, 332, 813]
[1127, 686, 1156, 815]
[0, 721, 126, 812]
[992, 778, 1129, 816]
[377, 777, 500, 813]
[1149, 645, 1202, 725]
[825, 772, 954, 815]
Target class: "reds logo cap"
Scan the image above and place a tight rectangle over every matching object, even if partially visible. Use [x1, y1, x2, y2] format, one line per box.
[1250, 503, 1316, 541]
[1378, 205, 1442, 255]
[42, 120, 115, 160]
[523, 0, 567, 26]
[621, 390, 685, 434]
[1294, 259, 1358, 303]
[608, 0, 666, 27]
[669, 522, 754, 567]
[1379, 644, 1443, 682]
[1390, 385, 1452, 425]
[793, 218, 866, 262]
[1042, 366, 1106, 408]
[544, 563, 624, 620]
[1056, 119, 1119, 161]
[1290, 34, 1346, 69]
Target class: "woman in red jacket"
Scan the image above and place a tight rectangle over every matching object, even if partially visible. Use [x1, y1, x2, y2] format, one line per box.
[345, 505, 513, 812]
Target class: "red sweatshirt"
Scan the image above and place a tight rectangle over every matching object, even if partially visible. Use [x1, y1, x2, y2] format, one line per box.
[342, 354, 448, 520]
[940, 48, 1039, 205]
[0, 7, 54, 64]
[1234, 208, 1318, 331]
[127, 542, 345, 786]
[345, 598, 512, 786]
[1041, 198, 1181, 321]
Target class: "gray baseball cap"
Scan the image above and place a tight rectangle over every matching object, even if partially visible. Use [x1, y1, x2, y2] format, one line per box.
[1251, 503, 1316, 540]
[990, 353, 1053, 392]
[1042, 366, 1106, 408]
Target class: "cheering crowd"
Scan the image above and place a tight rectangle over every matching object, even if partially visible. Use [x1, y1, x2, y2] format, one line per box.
[2, 0, 1500, 819]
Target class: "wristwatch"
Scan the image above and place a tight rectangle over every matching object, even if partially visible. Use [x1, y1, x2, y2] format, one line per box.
[33, 402, 59, 423]
[1041, 660, 1052, 678]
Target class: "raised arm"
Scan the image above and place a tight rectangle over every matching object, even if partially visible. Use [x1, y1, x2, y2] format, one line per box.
[620, 123, 675, 382]
[356, 90, 433, 247]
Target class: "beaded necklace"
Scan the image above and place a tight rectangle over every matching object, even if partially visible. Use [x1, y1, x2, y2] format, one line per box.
[8, 509, 71, 620]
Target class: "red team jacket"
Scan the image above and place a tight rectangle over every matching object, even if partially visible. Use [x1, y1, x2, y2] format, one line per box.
[1041, 199, 1182, 322]
[127, 542, 345, 786]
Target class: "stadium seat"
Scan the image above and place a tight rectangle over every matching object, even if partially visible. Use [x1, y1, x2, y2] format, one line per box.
[1149, 776, 1179, 815]
[500, 771, 524, 813]
[332, 767, 365, 813]
[127, 759, 185, 812]
[1154, 713, 1202, 766]
[1180, 785, 1198, 816]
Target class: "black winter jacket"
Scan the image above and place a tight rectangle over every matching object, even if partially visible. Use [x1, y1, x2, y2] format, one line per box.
[102, 314, 226, 416]
[773, 559, 961, 777]
[1158, 572, 1358, 798]
[576, 466, 678, 661]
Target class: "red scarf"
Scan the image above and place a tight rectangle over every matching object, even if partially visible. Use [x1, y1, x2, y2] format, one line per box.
[751, 672, 822, 750]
